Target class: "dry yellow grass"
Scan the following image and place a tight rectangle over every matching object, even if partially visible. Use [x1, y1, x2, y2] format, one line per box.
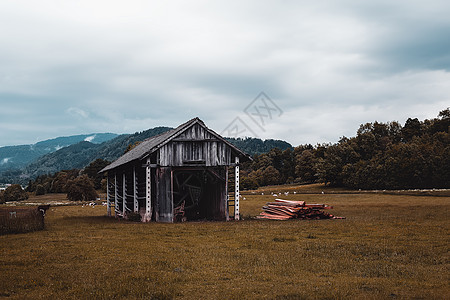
[1, 187, 449, 299]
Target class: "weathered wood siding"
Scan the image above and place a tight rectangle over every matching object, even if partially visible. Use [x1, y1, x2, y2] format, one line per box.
[159, 124, 232, 166]
[156, 167, 173, 222]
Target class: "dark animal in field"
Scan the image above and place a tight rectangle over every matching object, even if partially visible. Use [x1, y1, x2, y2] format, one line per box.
[37, 205, 50, 216]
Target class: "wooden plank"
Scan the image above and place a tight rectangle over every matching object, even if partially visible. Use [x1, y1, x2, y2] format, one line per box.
[106, 175, 111, 216]
[122, 172, 126, 217]
[234, 156, 240, 220]
[171, 138, 220, 142]
[275, 199, 306, 206]
[114, 173, 118, 217]
[156, 167, 173, 222]
[225, 166, 229, 221]
[144, 158, 152, 222]
[161, 135, 237, 167]
[141, 163, 158, 168]
[133, 166, 138, 213]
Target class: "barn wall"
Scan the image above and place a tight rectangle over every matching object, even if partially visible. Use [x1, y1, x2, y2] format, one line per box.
[159, 124, 232, 167]
[156, 167, 173, 222]
[177, 123, 208, 139]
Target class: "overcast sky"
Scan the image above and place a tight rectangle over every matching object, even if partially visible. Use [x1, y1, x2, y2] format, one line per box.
[1, 0, 449, 147]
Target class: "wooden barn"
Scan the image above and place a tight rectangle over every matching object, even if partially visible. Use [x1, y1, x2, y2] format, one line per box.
[100, 117, 251, 222]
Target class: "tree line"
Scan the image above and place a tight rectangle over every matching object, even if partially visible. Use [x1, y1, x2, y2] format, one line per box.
[4, 108, 448, 202]
[240, 109, 449, 190]
[17, 158, 110, 202]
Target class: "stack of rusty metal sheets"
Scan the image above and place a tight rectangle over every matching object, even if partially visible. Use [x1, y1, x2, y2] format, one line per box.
[257, 199, 344, 220]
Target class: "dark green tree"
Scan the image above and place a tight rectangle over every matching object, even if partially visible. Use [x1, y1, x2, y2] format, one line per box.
[35, 184, 46, 196]
[402, 118, 422, 141]
[280, 148, 296, 183]
[295, 149, 318, 183]
[65, 175, 98, 202]
[82, 159, 110, 190]
[240, 173, 259, 190]
[4, 184, 29, 202]
[317, 140, 359, 186]
[262, 166, 281, 186]
[429, 108, 450, 134]
[124, 141, 142, 154]
[50, 171, 70, 193]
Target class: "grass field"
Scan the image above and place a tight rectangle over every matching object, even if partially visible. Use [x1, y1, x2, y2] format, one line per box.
[0, 186, 449, 299]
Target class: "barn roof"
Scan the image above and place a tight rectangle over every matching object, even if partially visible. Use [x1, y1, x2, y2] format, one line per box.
[100, 117, 251, 173]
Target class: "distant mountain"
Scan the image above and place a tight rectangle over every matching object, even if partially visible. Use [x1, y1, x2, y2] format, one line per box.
[24, 141, 100, 177]
[22, 127, 172, 179]
[92, 127, 173, 162]
[35, 133, 118, 148]
[0, 133, 118, 173]
[225, 137, 292, 155]
[1, 128, 292, 184]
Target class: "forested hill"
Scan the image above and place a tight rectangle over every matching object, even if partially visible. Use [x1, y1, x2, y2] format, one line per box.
[11, 128, 292, 182]
[240, 108, 449, 190]
[22, 127, 172, 179]
[0, 133, 118, 172]
[225, 137, 292, 155]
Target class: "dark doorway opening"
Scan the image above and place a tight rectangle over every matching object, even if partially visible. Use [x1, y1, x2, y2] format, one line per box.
[172, 168, 226, 222]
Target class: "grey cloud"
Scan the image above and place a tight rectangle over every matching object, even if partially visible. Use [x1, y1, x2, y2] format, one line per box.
[0, 1, 449, 147]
